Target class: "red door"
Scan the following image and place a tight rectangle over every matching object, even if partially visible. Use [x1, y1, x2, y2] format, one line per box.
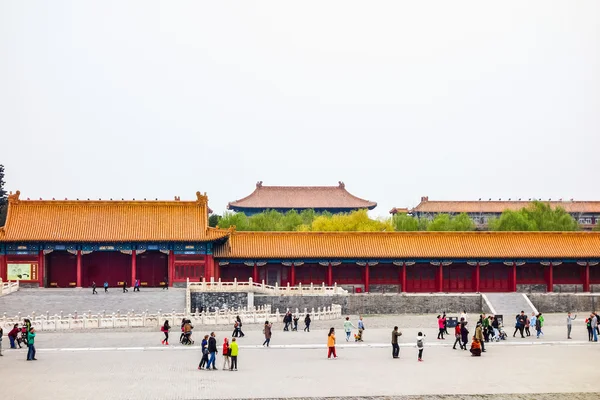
[137, 252, 168, 287]
[479, 264, 509, 292]
[406, 264, 436, 292]
[46, 251, 77, 288]
[443, 264, 474, 292]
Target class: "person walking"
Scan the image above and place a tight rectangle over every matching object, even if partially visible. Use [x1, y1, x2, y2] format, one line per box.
[586, 317, 594, 341]
[460, 310, 468, 322]
[104, 281, 109, 293]
[437, 315, 446, 340]
[590, 313, 598, 342]
[443, 312, 449, 335]
[122, 281, 128, 293]
[304, 314, 311, 332]
[594, 312, 600, 337]
[482, 314, 490, 342]
[530, 313, 537, 337]
[222, 338, 231, 370]
[263, 321, 272, 347]
[198, 335, 209, 370]
[538, 313, 545, 337]
[566, 312, 577, 339]
[283, 312, 291, 331]
[26, 327, 37, 361]
[0, 326, 3, 356]
[292, 315, 299, 331]
[391, 326, 402, 358]
[357, 316, 365, 341]
[92, 281, 98, 295]
[229, 337, 239, 371]
[161, 320, 171, 345]
[524, 314, 531, 337]
[206, 332, 218, 370]
[475, 322, 485, 352]
[513, 311, 526, 338]
[8, 324, 20, 349]
[134, 279, 140, 292]
[535, 315, 543, 338]
[232, 319, 240, 337]
[453, 319, 463, 350]
[343, 317, 355, 342]
[327, 327, 337, 359]
[236, 316, 245, 337]
[460, 321, 469, 351]
[416, 332, 425, 362]
[163, 276, 168, 290]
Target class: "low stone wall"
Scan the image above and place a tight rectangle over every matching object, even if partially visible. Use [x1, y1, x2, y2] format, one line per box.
[190, 292, 248, 312]
[552, 284, 584, 293]
[255, 293, 482, 315]
[528, 294, 600, 313]
[517, 284, 547, 293]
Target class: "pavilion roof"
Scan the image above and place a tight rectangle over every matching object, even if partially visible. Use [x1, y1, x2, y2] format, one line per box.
[397, 197, 600, 214]
[0, 191, 229, 243]
[227, 181, 377, 211]
[214, 231, 600, 259]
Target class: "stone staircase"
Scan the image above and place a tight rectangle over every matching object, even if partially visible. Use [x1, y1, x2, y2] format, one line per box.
[483, 293, 537, 317]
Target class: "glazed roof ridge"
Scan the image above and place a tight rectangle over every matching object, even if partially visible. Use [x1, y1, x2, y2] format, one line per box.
[228, 181, 377, 210]
[408, 198, 600, 213]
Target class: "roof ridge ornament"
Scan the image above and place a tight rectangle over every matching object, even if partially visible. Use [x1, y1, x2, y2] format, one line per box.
[338, 181, 345, 189]
[256, 181, 263, 188]
[8, 190, 21, 204]
[195, 191, 208, 206]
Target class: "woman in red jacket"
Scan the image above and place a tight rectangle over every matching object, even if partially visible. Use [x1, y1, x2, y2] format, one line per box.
[8, 324, 21, 349]
[222, 337, 231, 370]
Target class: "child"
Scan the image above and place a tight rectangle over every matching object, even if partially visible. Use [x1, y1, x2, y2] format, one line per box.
[230, 337, 238, 371]
[292, 315, 299, 332]
[417, 332, 425, 362]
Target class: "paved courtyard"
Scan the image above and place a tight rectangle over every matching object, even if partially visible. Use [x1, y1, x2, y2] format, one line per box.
[1, 323, 599, 400]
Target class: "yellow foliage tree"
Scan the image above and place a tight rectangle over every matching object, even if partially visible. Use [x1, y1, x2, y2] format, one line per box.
[301, 209, 394, 232]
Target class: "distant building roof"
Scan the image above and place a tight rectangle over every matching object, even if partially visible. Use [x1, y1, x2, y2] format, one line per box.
[0, 191, 229, 242]
[390, 196, 600, 214]
[215, 231, 600, 259]
[227, 182, 377, 212]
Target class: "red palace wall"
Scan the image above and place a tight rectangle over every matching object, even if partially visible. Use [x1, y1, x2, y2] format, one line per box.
[81, 252, 130, 288]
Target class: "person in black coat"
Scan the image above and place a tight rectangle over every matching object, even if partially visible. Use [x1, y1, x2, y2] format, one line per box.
[460, 321, 469, 351]
[206, 332, 218, 370]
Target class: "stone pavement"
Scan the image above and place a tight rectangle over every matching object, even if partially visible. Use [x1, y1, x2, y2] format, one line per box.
[1, 334, 597, 400]
[0, 288, 186, 316]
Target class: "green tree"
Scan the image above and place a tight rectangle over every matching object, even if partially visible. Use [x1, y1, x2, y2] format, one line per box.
[208, 214, 221, 228]
[392, 213, 419, 231]
[0, 164, 7, 226]
[248, 209, 285, 231]
[304, 209, 394, 232]
[427, 213, 475, 231]
[217, 211, 250, 230]
[489, 201, 579, 231]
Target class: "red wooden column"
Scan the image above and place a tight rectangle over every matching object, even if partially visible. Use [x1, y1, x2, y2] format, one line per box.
[252, 262, 259, 282]
[327, 263, 333, 286]
[0, 253, 6, 282]
[437, 264, 443, 292]
[290, 264, 296, 286]
[583, 262, 590, 292]
[38, 250, 45, 288]
[204, 255, 215, 280]
[511, 262, 517, 292]
[168, 250, 175, 287]
[213, 258, 220, 281]
[76, 250, 82, 288]
[364, 264, 370, 292]
[400, 263, 407, 293]
[546, 262, 554, 293]
[131, 250, 137, 287]
[474, 262, 481, 293]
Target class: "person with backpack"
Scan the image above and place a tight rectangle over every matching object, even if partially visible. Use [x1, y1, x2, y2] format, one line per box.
[304, 314, 311, 332]
[391, 326, 402, 358]
[236, 315, 245, 338]
[229, 337, 239, 371]
[453, 319, 464, 350]
[416, 332, 425, 362]
[161, 320, 171, 345]
[222, 337, 231, 370]
[327, 327, 337, 359]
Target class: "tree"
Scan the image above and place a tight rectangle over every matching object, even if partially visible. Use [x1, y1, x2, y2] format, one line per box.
[208, 214, 221, 228]
[0, 164, 7, 226]
[427, 213, 475, 231]
[303, 209, 394, 232]
[392, 214, 419, 231]
[217, 212, 250, 230]
[489, 201, 579, 231]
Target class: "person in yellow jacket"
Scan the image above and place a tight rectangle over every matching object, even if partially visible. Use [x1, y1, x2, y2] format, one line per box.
[327, 327, 337, 359]
[229, 337, 239, 371]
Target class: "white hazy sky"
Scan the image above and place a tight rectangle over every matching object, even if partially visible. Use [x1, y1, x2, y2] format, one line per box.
[1, 1, 598, 216]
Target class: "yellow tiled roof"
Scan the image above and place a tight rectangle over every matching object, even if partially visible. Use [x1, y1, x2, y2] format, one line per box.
[0, 191, 229, 242]
[215, 231, 600, 259]
[411, 200, 600, 214]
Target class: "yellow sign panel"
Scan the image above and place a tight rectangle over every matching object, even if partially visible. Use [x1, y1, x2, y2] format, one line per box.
[7, 263, 38, 281]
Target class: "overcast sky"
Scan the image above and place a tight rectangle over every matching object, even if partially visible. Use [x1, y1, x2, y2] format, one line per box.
[1, 1, 598, 216]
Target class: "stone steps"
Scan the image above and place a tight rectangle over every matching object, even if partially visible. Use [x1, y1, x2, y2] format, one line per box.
[484, 292, 536, 317]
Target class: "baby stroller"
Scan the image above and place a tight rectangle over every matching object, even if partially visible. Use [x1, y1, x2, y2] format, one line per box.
[19, 326, 29, 346]
[354, 329, 364, 342]
[491, 324, 508, 342]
